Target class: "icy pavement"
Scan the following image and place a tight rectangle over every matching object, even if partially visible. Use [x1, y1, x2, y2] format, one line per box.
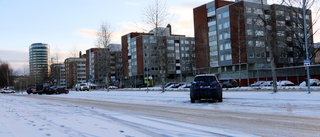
[0, 90, 319, 137]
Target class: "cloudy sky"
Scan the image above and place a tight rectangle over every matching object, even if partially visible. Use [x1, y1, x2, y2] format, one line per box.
[0, 0, 318, 73]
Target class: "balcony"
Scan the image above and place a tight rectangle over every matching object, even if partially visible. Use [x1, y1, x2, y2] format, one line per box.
[207, 11, 215, 17]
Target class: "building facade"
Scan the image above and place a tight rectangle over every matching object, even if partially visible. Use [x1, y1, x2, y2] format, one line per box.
[122, 25, 195, 84]
[49, 63, 66, 86]
[64, 56, 86, 88]
[85, 44, 123, 86]
[194, 0, 314, 86]
[29, 43, 50, 83]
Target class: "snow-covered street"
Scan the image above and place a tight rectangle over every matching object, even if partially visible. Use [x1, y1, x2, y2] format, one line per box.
[1, 90, 320, 137]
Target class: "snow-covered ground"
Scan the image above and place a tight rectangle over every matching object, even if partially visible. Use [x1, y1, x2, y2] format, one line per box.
[1, 90, 319, 137]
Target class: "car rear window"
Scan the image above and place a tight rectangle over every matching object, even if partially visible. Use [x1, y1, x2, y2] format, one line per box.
[194, 76, 217, 82]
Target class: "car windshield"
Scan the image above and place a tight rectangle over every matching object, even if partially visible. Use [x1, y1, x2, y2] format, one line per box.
[80, 84, 86, 86]
[194, 76, 217, 82]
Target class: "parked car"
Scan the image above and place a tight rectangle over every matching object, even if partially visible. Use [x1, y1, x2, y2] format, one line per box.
[190, 74, 222, 103]
[178, 84, 191, 88]
[260, 81, 273, 86]
[1, 87, 15, 93]
[47, 86, 69, 94]
[250, 81, 265, 87]
[277, 80, 295, 86]
[109, 86, 118, 89]
[219, 78, 238, 88]
[171, 83, 184, 88]
[299, 79, 320, 86]
[26, 86, 36, 94]
[165, 82, 177, 88]
[35, 84, 50, 95]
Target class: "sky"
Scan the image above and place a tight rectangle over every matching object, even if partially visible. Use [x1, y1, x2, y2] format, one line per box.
[0, 0, 319, 73]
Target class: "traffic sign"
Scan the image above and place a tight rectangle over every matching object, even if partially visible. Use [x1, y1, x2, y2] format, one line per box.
[304, 60, 310, 66]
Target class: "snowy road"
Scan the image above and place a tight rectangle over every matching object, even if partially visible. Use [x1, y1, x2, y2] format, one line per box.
[1, 91, 320, 137]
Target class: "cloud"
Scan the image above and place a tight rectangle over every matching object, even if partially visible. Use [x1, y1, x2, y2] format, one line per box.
[76, 29, 98, 39]
[124, 2, 139, 6]
[0, 49, 29, 71]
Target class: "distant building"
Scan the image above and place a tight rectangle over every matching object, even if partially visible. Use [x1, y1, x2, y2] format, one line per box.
[29, 43, 50, 83]
[64, 53, 86, 88]
[121, 25, 195, 84]
[49, 63, 66, 86]
[85, 44, 122, 86]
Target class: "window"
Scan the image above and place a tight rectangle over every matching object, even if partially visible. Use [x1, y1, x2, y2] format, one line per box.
[255, 19, 264, 26]
[225, 43, 231, 49]
[224, 33, 230, 39]
[218, 24, 222, 30]
[247, 18, 252, 24]
[223, 22, 230, 28]
[220, 44, 224, 50]
[249, 53, 254, 58]
[167, 47, 174, 50]
[219, 34, 223, 40]
[220, 55, 224, 61]
[277, 21, 285, 26]
[167, 40, 174, 44]
[255, 30, 264, 36]
[248, 41, 253, 47]
[209, 25, 216, 32]
[207, 7, 215, 13]
[225, 54, 232, 60]
[218, 14, 221, 19]
[256, 41, 264, 47]
[247, 29, 252, 35]
[277, 31, 285, 36]
[222, 11, 229, 18]
[246, 7, 251, 13]
[254, 8, 262, 14]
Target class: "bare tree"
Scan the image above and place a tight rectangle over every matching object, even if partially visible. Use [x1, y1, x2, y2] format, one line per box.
[281, 0, 320, 61]
[142, 0, 170, 92]
[96, 21, 113, 92]
[69, 46, 80, 58]
[257, 0, 282, 92]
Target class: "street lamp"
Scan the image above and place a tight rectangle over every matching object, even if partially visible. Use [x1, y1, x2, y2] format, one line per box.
[303, 0, 311, 93]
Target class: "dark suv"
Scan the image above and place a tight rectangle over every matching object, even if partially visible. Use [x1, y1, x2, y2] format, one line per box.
[219, 78, 238, 88]
[190, 74, 222, 103]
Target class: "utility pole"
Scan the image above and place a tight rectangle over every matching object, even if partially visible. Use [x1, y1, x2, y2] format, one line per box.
[303, 0, 311, 93]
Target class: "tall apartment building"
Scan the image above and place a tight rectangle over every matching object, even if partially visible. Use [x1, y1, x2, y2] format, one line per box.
[85, 44, 122, 86]
[122, 25, 195, 83]
[29, 43, 50, 83]
[194, 0, 313, 85]
[64, 54, 86, 88]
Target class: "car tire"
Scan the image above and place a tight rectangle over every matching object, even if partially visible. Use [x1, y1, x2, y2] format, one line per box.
[27, 92, 31, 94]
[66, 91, 69, 94]
[222, 85, 227, 88]
[218, 98, 223, 102]
[38, 93, 42, 95]
[191, 98, 195, 103]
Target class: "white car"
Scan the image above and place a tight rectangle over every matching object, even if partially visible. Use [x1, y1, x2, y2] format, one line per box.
[299, 79, 320, 86]
[277, 80, 295, 86]
[250, 81, 265, 87]
[1, 88, 15, 93]
[260, 81, 273, 86]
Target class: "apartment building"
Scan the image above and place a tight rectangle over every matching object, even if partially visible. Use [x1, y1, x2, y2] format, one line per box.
[194, 0, 314, 85]
[64, 54, 86, 88]
[85, 44, 122, 86]
[121, 25, 195, 83]
[49, 63, 66, 86]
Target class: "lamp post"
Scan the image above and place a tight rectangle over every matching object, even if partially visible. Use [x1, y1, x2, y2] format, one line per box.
[303, 0, 311, 93]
